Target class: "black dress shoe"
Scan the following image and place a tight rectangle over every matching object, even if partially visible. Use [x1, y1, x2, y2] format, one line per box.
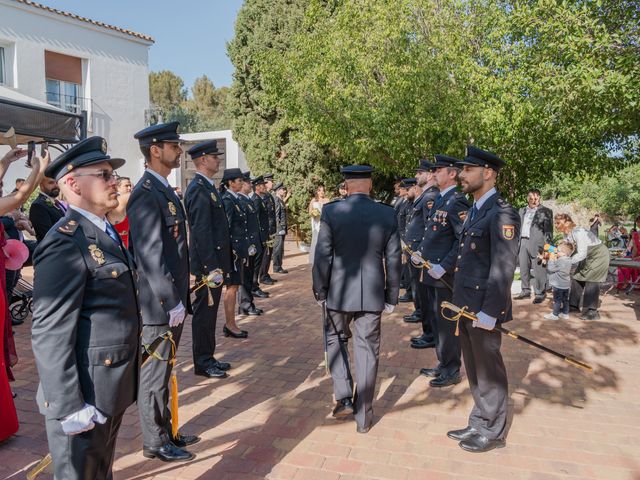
[274, 268, 288, 274]
[195, 365, 228, 378]
[171, 432, 201, 448]
[261, 277, 276, 285]
[447, 426, 478, 441]
[513, 292, 531, 300]
[356, 424, 370, 434]
[332, 398, 355, 418]
[420, 367, 440, 378]
[223, 326, 248, 338]
[403, 314, 421, 323]
[411, 334, 434, 344]
[252, 289, 270, 298]
[241, 306, 262, 316]
[411, 338, 436, 349]
[429, 374, 462, 387]
[459, 433, 505, 453]
[533, 295, 545, 304]
[143, 443, 194, 462]
[398, 293, 413, 303]
[212, 359, 231, 371]
[580, 310, 601, 320]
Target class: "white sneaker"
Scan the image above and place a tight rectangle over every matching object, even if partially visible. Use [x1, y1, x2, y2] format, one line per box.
[544, 313, 559, 320]
[558, 313, 570, 320]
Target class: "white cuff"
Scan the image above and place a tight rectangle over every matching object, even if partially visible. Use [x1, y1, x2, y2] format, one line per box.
[168, 301, 186, 327]
[61, 403, 107, 435]
[428, 264, 446, 279]
[384, 303, 395, 313]
[473, 311, 497, 331]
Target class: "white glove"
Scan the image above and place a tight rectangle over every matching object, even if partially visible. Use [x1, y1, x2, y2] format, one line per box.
[410, 253, 423, 266]
[428, 264, 446, 279]
[473, 311, 497, 331]
[60, 403, 107, 435]
[168, 302, 186, 327]
[384, 303, 395, 313]
[277, 230, 286, 236]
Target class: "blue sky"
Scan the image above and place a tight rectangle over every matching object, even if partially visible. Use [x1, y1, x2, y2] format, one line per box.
[41, 0, 244, 91]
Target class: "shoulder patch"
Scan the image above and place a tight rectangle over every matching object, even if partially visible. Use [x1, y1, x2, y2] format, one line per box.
[57, 219, 79, 236]
[503, 224, 515, 240]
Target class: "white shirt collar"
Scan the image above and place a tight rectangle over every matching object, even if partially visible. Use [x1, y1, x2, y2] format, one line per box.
[439, 185, 456, 197]
[227, 189, 239, 198]
[473, 187, 497, 211]
[70, 205, 108, 231]
[196, 171, 216, 187]
[146, 168, 170, 188]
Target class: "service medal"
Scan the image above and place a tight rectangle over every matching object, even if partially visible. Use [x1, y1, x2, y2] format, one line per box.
[168, 202, 177, 215]
[89, 244, 106, 265]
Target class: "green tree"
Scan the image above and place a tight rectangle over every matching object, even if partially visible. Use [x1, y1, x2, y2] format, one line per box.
[149, 70, 187, 114]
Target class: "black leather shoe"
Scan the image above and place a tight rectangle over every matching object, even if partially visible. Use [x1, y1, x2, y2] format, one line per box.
[242, 306, 262, 316]
[420, 367, 440, 378]
[429, 374, 461, 387]
[447, 426, 478, 441]
[513, 292, 530, 300]
[411, 333, 434, 343]
[223, 326, 248, 338]
[403, 314, 421, 323]
[533, 295, 545, 304]
[195, 365, 228, 379]
[274, 268, 288, 274]
[261, 277, 275, 285]
[171, 432, 201, 447]
[332, 398, 355, 418]
[212, 359, 231, 371]
[356, 424, 370, 434]
[143, 443, 194, 462]
[252, 289, 270, 298]
[459, 433, 505, 453]
[398, 293, 413, 303]
[580, 310, 601, 320]
[411, 338, 436, 349]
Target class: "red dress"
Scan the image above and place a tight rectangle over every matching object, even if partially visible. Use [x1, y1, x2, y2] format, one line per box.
[0, 223, 19, 441]
[113, 216, 130, 249]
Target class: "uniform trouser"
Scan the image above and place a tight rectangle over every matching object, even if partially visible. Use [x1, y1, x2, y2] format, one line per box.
[569, 279, 600, 312]
[425, 285, 461, 377]
[239, 255, 257, 310]
[139, 322, 184, 448]
[46, 411, 124, 480]
[252, 244, 265, 290]
[519, 238, 547, 296]
[273, 234, 285, 269]
[459, 319, 508, 440]
[400, 262, 411, 290]
[411, 267, 431, 336]
[326, 309, 381, 429]
[192, 285, 223, 370]
[260, 244, 273, 279]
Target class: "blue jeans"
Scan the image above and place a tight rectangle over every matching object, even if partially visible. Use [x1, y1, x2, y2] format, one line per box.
[552, 287, 570, 315]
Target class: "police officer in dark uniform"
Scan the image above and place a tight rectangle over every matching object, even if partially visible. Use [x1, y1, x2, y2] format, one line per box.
[397, 178, 414, 303]
[32, 137, 141, 479]
[259, 173, 278, 284]
[416, 155, 470, 387]
[251, 175, 270, 297]
[312, 165, 401, 434]
[184, 140, 232, 379]
[221, 168, 250, 337]
[238, 172, 264, 316]
[129, 122, 198, 462]
[446, 146, 520, 453]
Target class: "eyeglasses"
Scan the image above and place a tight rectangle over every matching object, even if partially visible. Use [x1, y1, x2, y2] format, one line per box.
[73, 170, 119, 182]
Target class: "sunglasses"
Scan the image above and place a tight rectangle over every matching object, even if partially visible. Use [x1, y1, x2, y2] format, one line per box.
[73, 170, 119, 182]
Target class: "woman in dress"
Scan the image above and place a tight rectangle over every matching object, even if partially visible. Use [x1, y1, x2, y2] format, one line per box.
[617, 215, 640, 290]
[308, 185, 329, 265]
[554, 213, 610, 320]
[0, 146, 48, 442]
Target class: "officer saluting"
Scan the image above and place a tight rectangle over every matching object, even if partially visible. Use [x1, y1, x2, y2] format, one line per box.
[32, 137, 141, 479]
[446, 146, 520, 453]
[417, 155, 470, 387]
[129, 122, 198, 462]
[312, 165, 401, 433]
[184, 140, 231, 379]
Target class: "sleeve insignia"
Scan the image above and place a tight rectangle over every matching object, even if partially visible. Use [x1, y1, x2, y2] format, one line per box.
[503, 225, 515, 240]
[426, 201, 434, 210]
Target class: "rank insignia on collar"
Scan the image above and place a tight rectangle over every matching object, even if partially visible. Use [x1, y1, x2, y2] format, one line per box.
[210, 192, 217, 202]
[168, 202, 177, 215]
[503, 225, 515, 240]
[89, 245, 106, 265]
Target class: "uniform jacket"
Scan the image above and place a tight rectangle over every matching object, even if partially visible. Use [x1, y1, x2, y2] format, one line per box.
[405, 185, 439, 250]
[239, 194, 263, 258]
[312, 194, 402, 312]
[275, 195, 287, 234]
[252, 193, 270, 244]
[29, 193, 65, 242]
[127, 171, 191, 325]
[452, 192, 520, 324]
[261, 192, 277, 236]
[519, 204, 553, 252]
[184, 175, 232, 278]
[395, 198, 408, 239]
[32, 210, 141, 419]
[222, 190, 249, 259]
[418, 188, 470, 287]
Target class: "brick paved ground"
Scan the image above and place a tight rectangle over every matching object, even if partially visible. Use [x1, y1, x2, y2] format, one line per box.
[2, 241, 640, 479]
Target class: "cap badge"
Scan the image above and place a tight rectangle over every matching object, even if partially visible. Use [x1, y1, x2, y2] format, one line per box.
[89, 245, 106, 265]
[101, 139, 108, 154]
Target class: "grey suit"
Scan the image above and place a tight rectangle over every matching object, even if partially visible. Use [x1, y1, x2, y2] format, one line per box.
[518, 205, 553, 296]
[32, 210, 141, 479]
[312, 194, 401, 428]
[128, 171, 190, 448]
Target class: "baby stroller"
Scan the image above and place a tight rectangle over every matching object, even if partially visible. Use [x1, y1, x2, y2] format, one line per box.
[10, 276, 33, 323]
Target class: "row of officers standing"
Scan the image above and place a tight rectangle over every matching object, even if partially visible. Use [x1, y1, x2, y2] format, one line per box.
[30, 121, 291, 479]
[313, 147, 520, 454]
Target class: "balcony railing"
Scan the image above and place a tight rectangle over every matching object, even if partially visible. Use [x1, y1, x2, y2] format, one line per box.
[45, 92, 91, 115]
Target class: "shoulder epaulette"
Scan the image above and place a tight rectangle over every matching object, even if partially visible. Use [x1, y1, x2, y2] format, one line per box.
[196, 177, 204, 186]
[141, 179, 152, 191]
[57, 219, 79, 236]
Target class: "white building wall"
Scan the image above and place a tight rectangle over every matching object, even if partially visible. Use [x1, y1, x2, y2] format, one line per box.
[0, 0, 152, 187]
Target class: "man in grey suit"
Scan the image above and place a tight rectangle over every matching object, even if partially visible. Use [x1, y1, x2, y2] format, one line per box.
[312, 165, 402, 433]
[32, 137, 141, 479]
[129, 122, 198, 462]
[513, 188, 553, 303]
